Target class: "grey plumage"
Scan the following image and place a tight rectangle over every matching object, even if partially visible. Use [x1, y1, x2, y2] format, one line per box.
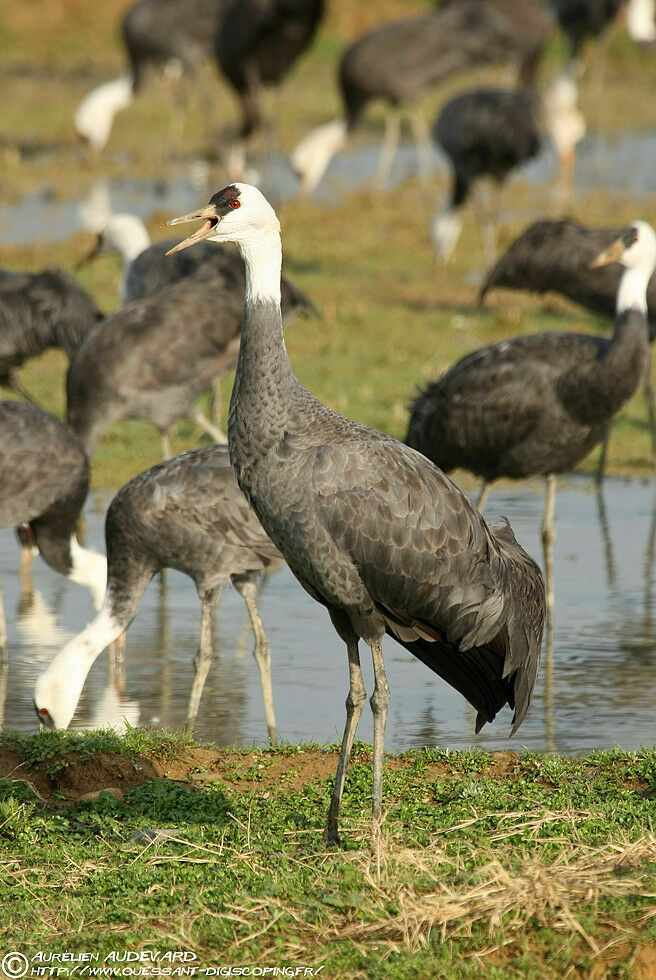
[123, 0, 229, 92]
[168, 183, 546, 843]
[66, 262, 315, 458]
[480, 218, 656, 340]
[103, 444, 281, 732]
[549, 0, 624, 58]
[215, 0, 324, 138]
[406, 315, 648, 482]
[340, 0, 551, 128]
[0, 269, 101, 401]
[434, 86, 542, 207]
[0, 400, 89, 578]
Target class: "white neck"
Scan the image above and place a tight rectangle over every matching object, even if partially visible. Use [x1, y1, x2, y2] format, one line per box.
[239, 230, 283, 306]
[617, 265, 650, 314]
[68, 536, 108, 610]
[34, 602, 122, 729]
[119, 223, 151, 262]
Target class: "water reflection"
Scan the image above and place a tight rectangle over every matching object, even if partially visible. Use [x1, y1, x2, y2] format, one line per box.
[1, 476, 656, 753]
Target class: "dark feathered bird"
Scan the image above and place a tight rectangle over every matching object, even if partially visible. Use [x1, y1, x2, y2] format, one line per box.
[292, 0, 553, 193]
[34, 443, 281, 735]
[215, 0, 324, 140]
[167, 183, 546, 846]
[431, 87, 542, 263]
[75, 0, 229, 150]
[407, 220, 656, 628]
[550, 0, 625, 58]
[479, 218, 656, 471]
[0, 269, 101, 403]
[480, 218, 656, 335]
[0, 400, 107, 617]
[65, 261, 315, 460]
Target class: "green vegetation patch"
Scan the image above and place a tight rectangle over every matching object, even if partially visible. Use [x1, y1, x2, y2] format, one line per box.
[1, 733, 655, 977]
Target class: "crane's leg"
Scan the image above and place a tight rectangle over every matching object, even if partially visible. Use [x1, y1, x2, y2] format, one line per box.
[370, 639, 390, 850]
[375, 108, 401, 190]
[0, 582, 7, 659]
[595, 429, 610, 486]
[643, 349, 656, 467]
[189, 405, 227, 445]
[108, 632, 126, 695]
[236, 579, 276, 743]
[186, 592, 218, 733]
[542, 474, 556, 633]
[409, 108, 432, 179]
[325, 637, 366, 846]
[477, 481, 490, 512]
[160, 429, 172, 462]
[0, 623, 7, 731]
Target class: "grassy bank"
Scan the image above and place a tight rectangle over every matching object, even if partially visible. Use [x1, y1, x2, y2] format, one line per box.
[1, 730, 656, 977]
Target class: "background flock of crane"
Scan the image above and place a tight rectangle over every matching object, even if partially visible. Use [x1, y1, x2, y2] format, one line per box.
[1, 0, 656, 806]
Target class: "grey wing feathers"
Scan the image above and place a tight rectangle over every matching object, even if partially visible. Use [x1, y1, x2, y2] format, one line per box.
[308, 438, 545, 729]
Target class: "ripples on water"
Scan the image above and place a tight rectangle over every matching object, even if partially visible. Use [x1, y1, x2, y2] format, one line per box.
[2, 476, 655, 754]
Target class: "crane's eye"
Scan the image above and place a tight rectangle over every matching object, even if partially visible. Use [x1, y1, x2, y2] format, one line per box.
[39, 707, 49, 715]
[229, 200, 241, 209]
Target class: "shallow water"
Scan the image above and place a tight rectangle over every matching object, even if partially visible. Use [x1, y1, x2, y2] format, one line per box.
[2, 475, 656, 754]
[1, 129, 655, 246]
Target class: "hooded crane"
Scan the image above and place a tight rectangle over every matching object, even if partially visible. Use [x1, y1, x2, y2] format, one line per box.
[431, 74, 585, 263]
[407, 221, 656, 630]
[34, 444, 281, 737]
[214, 0, 324, 172]
[66, 260, 314, 460]
[291, 0, 553, 195]
[0, 401, 107, 639]
[0, 269, 102, 403]
[166, 183, 546, 846]
[75, 0, 229, 152]
[480, 218, 656, 473]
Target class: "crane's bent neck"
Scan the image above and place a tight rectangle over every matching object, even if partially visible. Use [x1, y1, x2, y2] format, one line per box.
[617, 265, 650, 316]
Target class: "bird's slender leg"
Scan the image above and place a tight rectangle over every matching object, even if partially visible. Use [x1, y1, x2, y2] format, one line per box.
[542, 473, 557, 633]
[240, 587, 276, 743]
[0, 632, 7, 730]
[477, 480, 490, 512]
[160, 429, 172, 461]
[189, 405, 227, 445]
[325, 639, 366, 846]
[370, 640, 390, 850]
[186, 592, 217, 733]
[595, 429, 610, 486]
[0, 582, 7, 659]
[408, 108, 432, 179]
[643, 348, 656, 467]
[595, 482, 616, 590]
[375, 108, 401, 190]
[19, 542, 34, 598]
[108, 632, 126, 695]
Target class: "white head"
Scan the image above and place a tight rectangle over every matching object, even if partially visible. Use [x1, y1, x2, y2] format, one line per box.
[167, 184, 282, 302]
[290, 118, 348, 196]
[543, 72, 586, 167]
[431, 206, 463, 264]
[33, 604, 121, 730]
[591, 221, 656, 313]
[627, 0, 656, 42]
[74, 73, 134, 151]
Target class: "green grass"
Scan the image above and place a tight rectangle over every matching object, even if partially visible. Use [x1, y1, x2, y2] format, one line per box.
[1, 732, 656, 976]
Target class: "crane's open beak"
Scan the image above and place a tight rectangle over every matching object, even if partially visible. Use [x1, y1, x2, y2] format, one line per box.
[589, 237, 625, 269]
[166, 205, 220, 255]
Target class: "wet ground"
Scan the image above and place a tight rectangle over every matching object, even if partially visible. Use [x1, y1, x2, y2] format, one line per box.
[2, 129, 656, 246]
[2, 475, 655, 754]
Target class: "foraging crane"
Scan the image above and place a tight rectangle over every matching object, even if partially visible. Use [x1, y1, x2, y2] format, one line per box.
[34, 444, 280, 736]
